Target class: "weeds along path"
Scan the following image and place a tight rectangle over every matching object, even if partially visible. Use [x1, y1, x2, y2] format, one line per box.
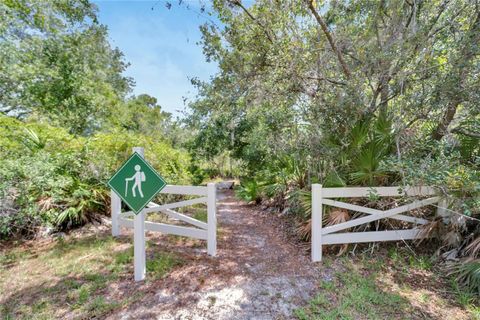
[110, 190, 321, 319]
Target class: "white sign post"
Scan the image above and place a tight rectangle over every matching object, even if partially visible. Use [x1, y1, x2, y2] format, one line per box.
[207, 182, 217, 256]
[132, 147, 146, 281]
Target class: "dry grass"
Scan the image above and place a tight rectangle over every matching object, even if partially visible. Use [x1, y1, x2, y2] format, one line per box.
[0, 226, 183, 319]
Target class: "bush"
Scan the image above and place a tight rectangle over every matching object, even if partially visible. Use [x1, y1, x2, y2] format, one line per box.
[235, 180, 262, 204]
[449, 260, 480, 295]
[0, 152, 101, 236]
[0, 115, 193, 239]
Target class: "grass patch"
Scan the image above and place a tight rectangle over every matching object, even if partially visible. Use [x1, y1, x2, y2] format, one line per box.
[296, 249, 478, 319]
[86, 296, 120, 316]
[387, 247, 433, 271]
[0, 232, 182, 319]
[0, 248, 34, 267]
[450, 277, 480, 314]
[147, 252, 183, 278]
[115, 247, 134, 265]
[296, 266, 407, 320]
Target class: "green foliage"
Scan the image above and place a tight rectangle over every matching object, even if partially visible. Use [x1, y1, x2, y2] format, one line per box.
[189, 162, 208, 185]
[383, 142, 480, 217]
[114, 247, 134, 266]
[322, 112, 395, 186]
[350, 142, 389, 185]
[0, 2, 197, 239]
[186, 1, 480, 299]
[296, 190, 312, 220]
[187, 0, 479, 199]
[87, 130, 192, 185]
[191, 206, 208, 223]
[110, 95, 173, 137]
[0, 115, 192, 238]
[146, 252, 183, 278]
[0, 150, 100, 235]
[295, 264, 406, 319]
[235, 180, 263, 204]
[21, 127, 46, 151]
[450, 260, 480, 295]
[323, 171, 347, 188]
[0, 0, 131, 135]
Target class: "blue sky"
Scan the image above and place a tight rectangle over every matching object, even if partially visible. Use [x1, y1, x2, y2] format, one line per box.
[93, 1, 219, 116]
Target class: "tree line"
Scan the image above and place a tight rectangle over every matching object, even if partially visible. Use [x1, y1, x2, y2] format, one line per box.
[186, 0, 479, 293]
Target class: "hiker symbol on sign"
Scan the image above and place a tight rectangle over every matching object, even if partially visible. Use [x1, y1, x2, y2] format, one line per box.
[125, 165, 146, 198]
[108, 152, 167, 214]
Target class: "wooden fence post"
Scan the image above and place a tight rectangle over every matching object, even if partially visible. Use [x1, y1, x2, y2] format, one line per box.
[312, 184, 323, 262]
[133, 147, 146, 282]
[111, 190, 121, 237]
[207, 183, 217, 256]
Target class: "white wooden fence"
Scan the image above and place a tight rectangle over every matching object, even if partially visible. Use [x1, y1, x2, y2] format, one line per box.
[111, 147, 217, 281]
[311, 184, 446, 262]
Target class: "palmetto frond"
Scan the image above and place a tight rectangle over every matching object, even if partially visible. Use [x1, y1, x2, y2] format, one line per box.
[448, 259, 480, 295]
[465, 237, 480, 258]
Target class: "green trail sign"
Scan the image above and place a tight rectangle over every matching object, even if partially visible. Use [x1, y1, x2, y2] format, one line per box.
[108, 152, 167, 214]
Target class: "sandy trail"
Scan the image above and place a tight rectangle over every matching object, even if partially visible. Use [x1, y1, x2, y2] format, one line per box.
[110, 190, 320, 320]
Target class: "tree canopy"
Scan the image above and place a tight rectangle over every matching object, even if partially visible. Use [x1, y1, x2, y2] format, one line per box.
[188, 0, 479, 187]
[0, 0, 132, 134]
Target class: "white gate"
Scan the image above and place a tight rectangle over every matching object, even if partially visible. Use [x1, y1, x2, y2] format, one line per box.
[311, 184, 446, 262]
[111, 147, 216, 281]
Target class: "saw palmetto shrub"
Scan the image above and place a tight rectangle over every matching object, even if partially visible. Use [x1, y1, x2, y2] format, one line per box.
[0, 115, 192, 239]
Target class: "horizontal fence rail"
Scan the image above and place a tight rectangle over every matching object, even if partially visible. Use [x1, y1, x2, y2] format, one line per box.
[311, 184, 445, 262]
[112, 183, 216, 248]
[321, 186, 438, 198]
[118, 218, 208, 240]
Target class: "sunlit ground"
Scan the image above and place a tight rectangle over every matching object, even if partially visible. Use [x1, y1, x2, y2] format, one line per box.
[296, 248, 480, 320]
[1, 227, 478, 319]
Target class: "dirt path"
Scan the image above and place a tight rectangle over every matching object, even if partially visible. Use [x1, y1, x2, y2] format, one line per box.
[110, 190, 321, 320]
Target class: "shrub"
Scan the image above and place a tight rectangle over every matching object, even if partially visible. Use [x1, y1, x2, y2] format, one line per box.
[0, 115, 193, 239]
[449, 260, 480, 295]
[235, 180, 262, 204]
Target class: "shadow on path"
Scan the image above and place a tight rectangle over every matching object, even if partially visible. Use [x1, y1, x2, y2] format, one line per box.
[109, 190, 322, 320]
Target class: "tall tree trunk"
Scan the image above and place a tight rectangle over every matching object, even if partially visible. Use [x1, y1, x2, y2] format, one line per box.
[379, 74, 390, 113]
